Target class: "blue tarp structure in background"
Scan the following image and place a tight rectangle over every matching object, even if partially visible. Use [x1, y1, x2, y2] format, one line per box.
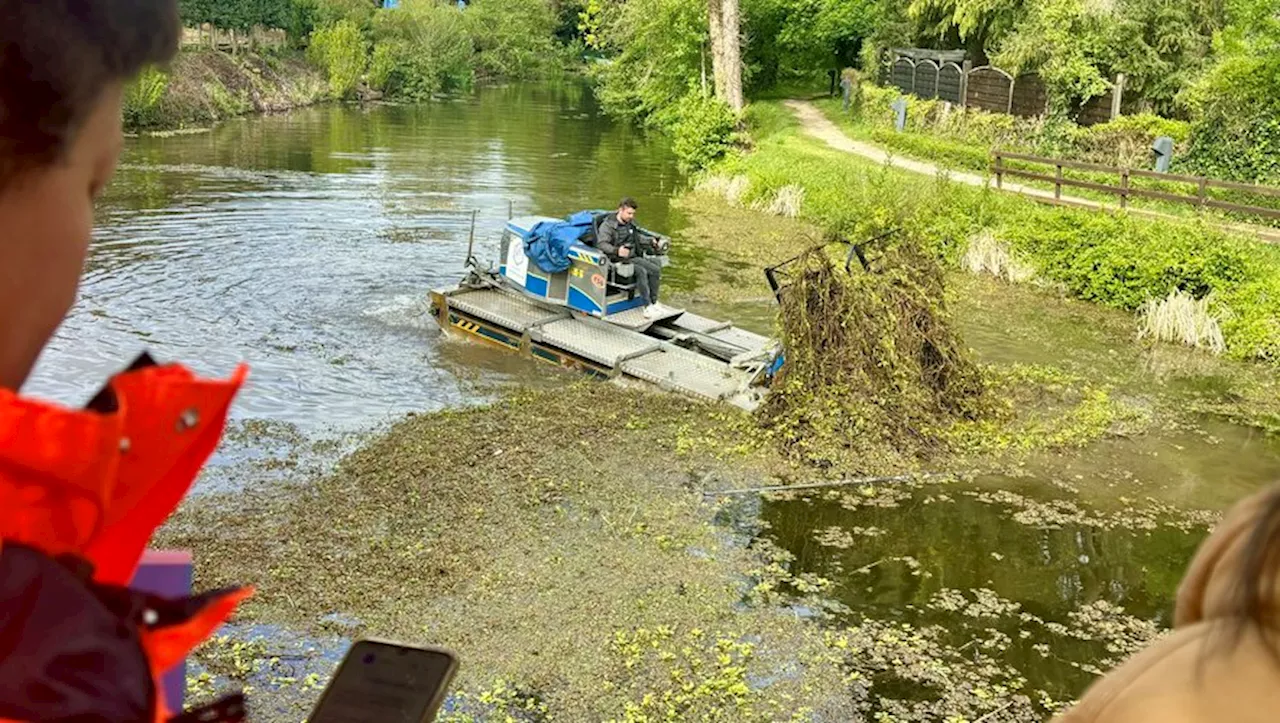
[525, 211, 602, 273]
[383, 0, 399, 8]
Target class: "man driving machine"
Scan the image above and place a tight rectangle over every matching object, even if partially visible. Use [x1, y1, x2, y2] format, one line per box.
[596, 197, 669, 319]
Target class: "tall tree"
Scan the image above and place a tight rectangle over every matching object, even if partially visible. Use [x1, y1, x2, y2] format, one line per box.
[707, 0, 743, 111]
[721, 0, 744, 110]
[708, 0, 728, 100]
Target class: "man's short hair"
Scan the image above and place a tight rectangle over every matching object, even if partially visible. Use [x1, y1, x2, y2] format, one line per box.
[619, 197, 639, 211]
[0, 0, 180, 184]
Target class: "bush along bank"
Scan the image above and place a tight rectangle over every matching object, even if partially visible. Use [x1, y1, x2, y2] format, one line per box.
[303, 0, 579, 102]
[702, 101, 1280, 364]
[123, 50, 329, 131]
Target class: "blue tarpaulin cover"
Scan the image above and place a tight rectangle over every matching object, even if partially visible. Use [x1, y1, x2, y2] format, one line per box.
[525, 210, 604, 273]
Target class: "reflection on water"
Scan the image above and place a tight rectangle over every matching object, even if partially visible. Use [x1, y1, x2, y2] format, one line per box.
[764, 483, 1201, 701]
[28, 85, 680, 431]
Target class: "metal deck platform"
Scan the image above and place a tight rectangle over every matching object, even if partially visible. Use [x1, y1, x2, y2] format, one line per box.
[433, 285, 775, 409]
[533, 318, 662, 366]
[448, 288, 567, 331]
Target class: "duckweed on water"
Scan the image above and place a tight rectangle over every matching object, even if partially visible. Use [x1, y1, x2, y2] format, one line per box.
[163, 385, 858, 721]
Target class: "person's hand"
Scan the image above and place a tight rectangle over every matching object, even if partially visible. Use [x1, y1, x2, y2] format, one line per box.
[618, 246, 632, 258]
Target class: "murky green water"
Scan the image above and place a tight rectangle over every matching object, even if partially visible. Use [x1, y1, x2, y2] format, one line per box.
[30, 84, 681, 431]
[761, 274, 1280, 707]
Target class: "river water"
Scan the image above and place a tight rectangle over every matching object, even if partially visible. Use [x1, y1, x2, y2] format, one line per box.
[41, 83, 1280, 716]
[29, 84, 680, 429]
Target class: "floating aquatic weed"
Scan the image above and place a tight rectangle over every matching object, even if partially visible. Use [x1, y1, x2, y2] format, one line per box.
[814, 526, 856, 549]
[837, 486, 915, 511]
[825, 619, 1045, 722]
[927, 588, 1021, 619]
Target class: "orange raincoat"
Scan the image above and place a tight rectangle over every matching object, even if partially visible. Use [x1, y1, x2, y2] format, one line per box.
[0, 354, 253, 722]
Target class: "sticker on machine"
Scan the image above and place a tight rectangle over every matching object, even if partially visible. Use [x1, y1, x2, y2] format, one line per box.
[590, 273, 606, 289]
[506, 237, 529, 287]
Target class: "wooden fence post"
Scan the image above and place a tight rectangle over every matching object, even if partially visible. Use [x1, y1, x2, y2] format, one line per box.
[1111, 73, 1125, 120]
[1006, 76, 1015, 115]
[1198, 177, 1208, 209]
[1120, 169, 1130, 209]
[960, 60, 971, 109]
[994, 152, 1004, 189]
[1055, 163, 1063, 199]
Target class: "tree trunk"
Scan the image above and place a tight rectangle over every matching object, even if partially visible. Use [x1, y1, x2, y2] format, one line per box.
[720, 0, 743, 112]
[706, 0, 727, 101]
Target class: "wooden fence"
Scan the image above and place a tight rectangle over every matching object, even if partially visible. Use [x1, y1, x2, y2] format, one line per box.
[888, 54, 1124, 125]
[992, 150, 1280, 220]
[182, 24, 287, 52]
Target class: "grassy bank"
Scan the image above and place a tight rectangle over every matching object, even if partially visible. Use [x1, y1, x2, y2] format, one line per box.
[124, 50, 330, 132]
[810, 90, 1280, 230]
[701, 101, 1280, 364]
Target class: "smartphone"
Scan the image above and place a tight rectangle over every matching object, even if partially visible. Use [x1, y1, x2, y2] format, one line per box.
[307, 639, 459, 723]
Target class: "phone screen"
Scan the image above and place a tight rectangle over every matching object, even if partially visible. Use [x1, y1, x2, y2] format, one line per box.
[308, 640, 457, 723]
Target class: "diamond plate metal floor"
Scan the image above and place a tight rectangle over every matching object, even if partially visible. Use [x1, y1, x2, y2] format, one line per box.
[670, 312, 730, 334]
[534, 318, 662, 366]
[621, 345, 753, 402]
[670, 312, 772, 356]
[708, 326, 772, 356]
[604, 304, 685, 331]
[448, 288, 567, 331]
[442, 286, 770, 409]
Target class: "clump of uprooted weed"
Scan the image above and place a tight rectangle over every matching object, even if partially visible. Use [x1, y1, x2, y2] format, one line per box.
[758, 234, 989, 470]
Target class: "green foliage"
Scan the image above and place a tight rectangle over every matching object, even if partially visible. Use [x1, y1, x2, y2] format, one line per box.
[592, 0, 705, 124]
[993, 0, 1110, 111]
[577, 0, 605, 49]
[1100, 0, 1221, 115]
[1085, 113, 1191, 144]
[122, 67, 170, 128]
[179, 0, 298, 32]
[746, 0, 877, 90]
[307, 19, 368, 97]
[908, 0, 1023, 51]
[1181, 24, 1280, 184]
[368, 0, 474, 99]
[997, 211, 1256, 309]
[666, 95, 740, 172]
[834, 90, 1193, 171]
[467, 0, 563, 79]
[718, 100, 1280, 364]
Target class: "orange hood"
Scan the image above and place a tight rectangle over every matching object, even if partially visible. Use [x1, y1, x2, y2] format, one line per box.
[0, 354, 253, 722]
